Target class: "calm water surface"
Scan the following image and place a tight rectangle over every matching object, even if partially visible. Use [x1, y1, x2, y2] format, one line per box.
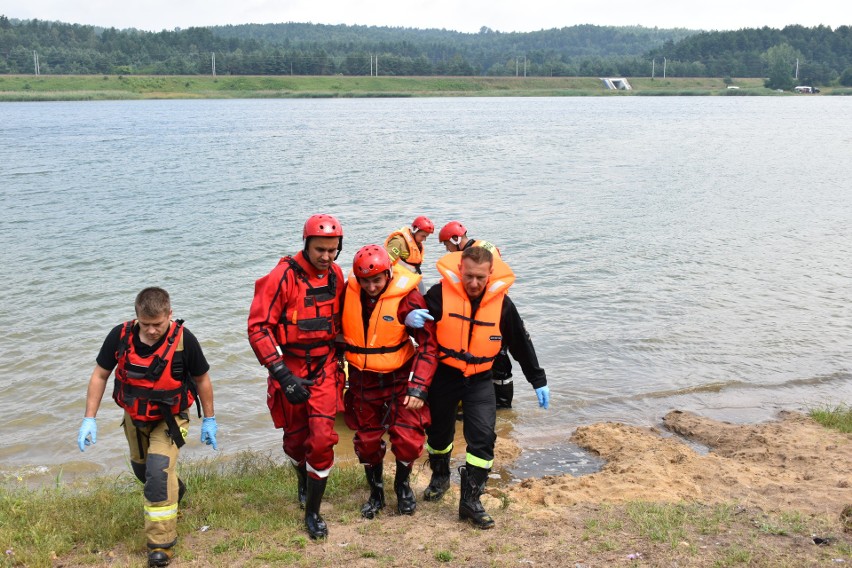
[1, 96, 850, 480]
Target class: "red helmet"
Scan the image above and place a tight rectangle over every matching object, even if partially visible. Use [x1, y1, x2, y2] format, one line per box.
[353, 244, 391, 278]
[303, 214, 343, 259]
[411, 215, 434, 234]
[303, 214, 343, 239]
[438, 220, 466, 244]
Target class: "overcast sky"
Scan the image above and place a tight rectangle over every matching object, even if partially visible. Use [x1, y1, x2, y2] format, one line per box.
[2, 0, 849, 33]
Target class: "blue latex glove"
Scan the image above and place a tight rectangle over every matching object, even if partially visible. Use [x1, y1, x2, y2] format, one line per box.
[404, 308, 434, 328]
[535, 386, 550, 409]
[77, 417, 97, 452]
[200, 416, 218, 450]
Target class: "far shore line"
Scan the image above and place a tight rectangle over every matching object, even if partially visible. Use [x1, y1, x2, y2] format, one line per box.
[2, 74, 850, 101]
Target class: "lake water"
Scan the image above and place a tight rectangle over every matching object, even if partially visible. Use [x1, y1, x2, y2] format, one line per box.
[1, 95, 850, 481]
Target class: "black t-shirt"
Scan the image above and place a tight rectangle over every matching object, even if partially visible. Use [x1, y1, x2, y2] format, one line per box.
[96, 322, 210, 377]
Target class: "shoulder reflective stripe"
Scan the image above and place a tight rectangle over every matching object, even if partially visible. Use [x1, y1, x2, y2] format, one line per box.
[488, 280, 507, 293]
[465, 453, 493, 470]
[144, 503, 178, 522]
[426, 442, 453, 455]
[395, 275, 410, 288]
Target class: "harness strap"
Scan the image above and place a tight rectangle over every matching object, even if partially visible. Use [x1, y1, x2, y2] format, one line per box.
[448, 312, 496, 328]
[116, 321, 134, 358]
[281, 339, 336, 353]
[437, 344, 496, 366]
[344, 339, 409, 355]
[159, 406, 186, 448]
[286, 258, 338, 302]
[121, 383, 184, 402]
[121, 384, 188, 447]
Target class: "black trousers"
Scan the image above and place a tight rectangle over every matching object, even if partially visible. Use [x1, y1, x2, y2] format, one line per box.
[426, 370, 497, 467]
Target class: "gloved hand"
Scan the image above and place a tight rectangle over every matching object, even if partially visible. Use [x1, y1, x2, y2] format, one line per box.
[269, 361, 313, 404]
[535, 385, 550, 409]
[200, 416, 218, 450]
[77, 417, 97, 452]
[404, 308, 434, 328]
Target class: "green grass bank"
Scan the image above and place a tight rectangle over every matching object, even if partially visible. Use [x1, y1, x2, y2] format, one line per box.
[3, 74, 850, 101]
[1, 405, 850, 567]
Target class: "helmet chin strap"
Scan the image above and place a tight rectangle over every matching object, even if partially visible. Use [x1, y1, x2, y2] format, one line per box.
[450, 235, 462, 246]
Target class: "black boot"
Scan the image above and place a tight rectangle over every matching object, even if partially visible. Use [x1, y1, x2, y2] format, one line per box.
[304, 475, 328, 539]
[458, 465, 495, 529]
[147, 547, 173, 567]
[394, 461, 416, 515]
[178, 478, 186, 504]
[423, 453, 451, 502]
[361, 464, 385, 519]
[293, 462, 307, 509]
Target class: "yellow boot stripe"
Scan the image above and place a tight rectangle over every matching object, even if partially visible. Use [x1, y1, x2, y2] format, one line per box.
[145, 503, 178, 522]
[465, 453, 493, 470]
[426, 442, 453, 455]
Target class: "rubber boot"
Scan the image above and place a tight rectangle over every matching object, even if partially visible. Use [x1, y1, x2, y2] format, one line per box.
[458, 465, 495, 529]
[361, 464, 385, 519]
[293, 462, 307, 509]
[147, 547, 173, 567]
[394, 460, 416, 515]
[423, 453, 451, 502]
[304, 476, 329, 539]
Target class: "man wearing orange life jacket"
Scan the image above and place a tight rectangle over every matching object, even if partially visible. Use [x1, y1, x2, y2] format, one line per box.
[77, 287, 217, 568]
[438, 220, 515, 409]
[247, 213, 345, 540]
[384, 216, 435, 293]
[413, 246, 549, 529]
[341, 245, 438, 519]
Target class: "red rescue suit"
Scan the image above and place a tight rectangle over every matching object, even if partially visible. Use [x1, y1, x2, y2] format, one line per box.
[248, 251, 345, 477]
[112, 319, 195, 447]
[341, 266, 437, 465]
[435, 252, 515, 376]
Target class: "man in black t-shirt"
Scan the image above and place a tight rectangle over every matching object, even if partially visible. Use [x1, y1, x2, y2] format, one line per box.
[77, 287, 217, 568]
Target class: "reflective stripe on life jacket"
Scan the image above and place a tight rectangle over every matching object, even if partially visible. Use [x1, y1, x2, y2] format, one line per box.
[384, 227, 424, 270]
[435, 252, 515, 377]
[464, 239, 502, 259]
[342, 264, 419, 372]
[112, 319, 194, 424]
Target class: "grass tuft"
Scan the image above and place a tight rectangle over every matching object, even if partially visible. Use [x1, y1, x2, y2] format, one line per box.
[808, 403, 852, 433]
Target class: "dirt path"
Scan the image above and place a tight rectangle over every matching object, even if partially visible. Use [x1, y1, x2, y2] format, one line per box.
[510, 410, 852, 517]
[74, 410, 852, 567]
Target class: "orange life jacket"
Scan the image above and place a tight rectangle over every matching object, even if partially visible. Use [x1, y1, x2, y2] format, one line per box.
[342, 265, 420, 372]
[112, 319, 195, 424]
[435, 252, 515, 376]
[384, 227, 424, 268]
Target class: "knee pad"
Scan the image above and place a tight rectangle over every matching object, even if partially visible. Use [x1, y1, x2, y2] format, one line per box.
[131, 460, 147, 484]
[144, 453, 171, 503]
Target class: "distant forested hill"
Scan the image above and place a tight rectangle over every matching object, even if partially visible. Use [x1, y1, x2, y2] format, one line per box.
[2, 15, 851, 85]
[210, 22, 693, 58]
[649, 25, 852, 85]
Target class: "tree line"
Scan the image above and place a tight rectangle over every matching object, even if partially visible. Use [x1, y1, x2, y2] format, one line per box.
[2, 15, 851, 86]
